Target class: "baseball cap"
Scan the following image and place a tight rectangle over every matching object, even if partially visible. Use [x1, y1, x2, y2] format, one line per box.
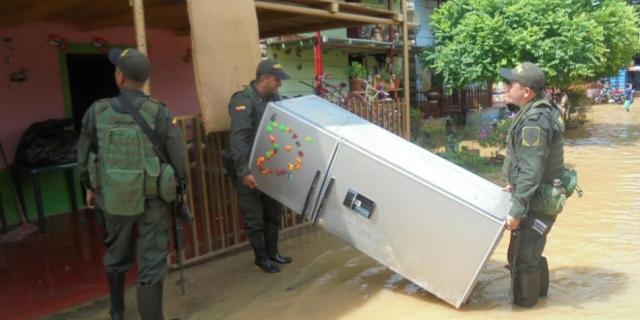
[256, 58, 289, 80]
[108, 48, 150, 82]
[499, 62, 545, 91]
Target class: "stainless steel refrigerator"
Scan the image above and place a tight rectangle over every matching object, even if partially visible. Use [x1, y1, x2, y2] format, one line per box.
[249, 95, 512, 308]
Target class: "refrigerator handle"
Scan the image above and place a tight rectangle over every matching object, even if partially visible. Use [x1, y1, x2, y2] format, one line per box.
[313, 177, 335, 226]
[301, 170, 322, 219]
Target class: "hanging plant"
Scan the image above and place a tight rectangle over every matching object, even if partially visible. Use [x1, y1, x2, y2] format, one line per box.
[91, 36, 110, 52]
[47, 34, 68, 51]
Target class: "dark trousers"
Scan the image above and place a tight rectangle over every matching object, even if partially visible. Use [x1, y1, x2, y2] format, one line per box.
[235, 180, 284, 261]
[512, 213, 556, 274]
[103, 198, 169, 286]
[235, 178, 284, 236]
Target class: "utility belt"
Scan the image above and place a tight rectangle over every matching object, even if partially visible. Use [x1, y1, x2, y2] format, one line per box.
[530, 168, 582, 216]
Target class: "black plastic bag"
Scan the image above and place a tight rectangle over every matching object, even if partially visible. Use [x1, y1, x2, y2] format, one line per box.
[15, 119, 79, 166]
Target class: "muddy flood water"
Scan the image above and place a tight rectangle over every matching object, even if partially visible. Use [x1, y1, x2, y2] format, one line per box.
[54, 104, 640, 319]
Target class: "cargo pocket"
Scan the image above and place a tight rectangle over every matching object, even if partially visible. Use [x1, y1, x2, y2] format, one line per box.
[158, 163, 177, 202]
[530, 188, 545, 214]
[104, 168, 145, 216]
[144, 157, 161, 198]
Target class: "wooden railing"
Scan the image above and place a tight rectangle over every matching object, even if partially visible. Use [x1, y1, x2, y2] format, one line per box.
[340, 98, 407, 137]
[414, 84, 493, 118]
[169, 99, 408, 265]
[169, 116, 305, 266]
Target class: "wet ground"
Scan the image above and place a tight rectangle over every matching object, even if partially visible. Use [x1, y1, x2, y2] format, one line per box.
[52, 104, 640, 319]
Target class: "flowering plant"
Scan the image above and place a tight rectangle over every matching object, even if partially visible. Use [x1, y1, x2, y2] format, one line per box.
[478, 113, 514, 153]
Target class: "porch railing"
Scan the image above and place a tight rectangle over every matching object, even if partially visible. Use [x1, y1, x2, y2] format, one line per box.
[414, 84, 493, 118]
[170, 98, 408, 266]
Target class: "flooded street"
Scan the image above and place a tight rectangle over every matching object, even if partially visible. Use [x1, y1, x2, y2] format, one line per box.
[54, 104, 639, 319]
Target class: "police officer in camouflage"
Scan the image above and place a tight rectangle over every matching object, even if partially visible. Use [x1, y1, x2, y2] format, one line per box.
[78, 48, 188, 320]
[228, 59, 292, 273]
[499, 62, 565, 308]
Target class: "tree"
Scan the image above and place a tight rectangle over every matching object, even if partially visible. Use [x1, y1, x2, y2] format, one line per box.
[424, 0, 640, 92]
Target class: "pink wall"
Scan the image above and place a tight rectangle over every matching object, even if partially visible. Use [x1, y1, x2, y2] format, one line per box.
[0, 23, 200, 166]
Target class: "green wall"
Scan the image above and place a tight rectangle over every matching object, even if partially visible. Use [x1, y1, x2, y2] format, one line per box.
[268, 45, 350, 99]
[362, 0, 401, 11]
[0, 168, 83, 226]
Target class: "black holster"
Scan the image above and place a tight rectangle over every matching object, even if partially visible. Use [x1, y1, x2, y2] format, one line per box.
[222, 151, 238, 181]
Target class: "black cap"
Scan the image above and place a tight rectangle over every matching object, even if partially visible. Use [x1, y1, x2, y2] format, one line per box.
[256, 58, 289, 80]
[499, 62, 545, 91]
[108, 48, 150, 82]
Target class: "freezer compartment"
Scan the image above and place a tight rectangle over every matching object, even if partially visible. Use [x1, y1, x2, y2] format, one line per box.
[249, 103, 341, 217]
[317, 141, 510, 308]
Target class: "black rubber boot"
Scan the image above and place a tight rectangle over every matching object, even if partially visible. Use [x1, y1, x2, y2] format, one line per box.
[514, 270, 541, 308]
[107, 272, 125, 320]
[248, 232, 280, 273]
[265, 223, 292, 264]
[539, 256, 549, 297]
[136, 281, 164, 320]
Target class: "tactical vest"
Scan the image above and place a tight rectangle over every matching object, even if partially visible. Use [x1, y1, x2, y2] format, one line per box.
[94, 98, 162, 216]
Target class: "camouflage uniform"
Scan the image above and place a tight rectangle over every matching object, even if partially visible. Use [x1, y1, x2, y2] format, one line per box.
[228, 59, 291, 273]
[78, 48, 187, 320]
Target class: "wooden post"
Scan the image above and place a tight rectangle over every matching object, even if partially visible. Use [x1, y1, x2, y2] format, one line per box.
[131, 0, 150, 94]
[402, 0, 411, 139]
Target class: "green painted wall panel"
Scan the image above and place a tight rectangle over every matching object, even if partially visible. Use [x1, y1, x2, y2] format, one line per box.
[362, 0, 401, 11]
[269, 46, 350, 98]
[0, 168, 83, 226]
[301, 28, 347, 39]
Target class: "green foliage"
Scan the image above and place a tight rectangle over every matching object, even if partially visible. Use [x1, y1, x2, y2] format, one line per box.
[425, 0, 640, 91]
[563, 87, 592, 124]
[440, 149, 487, 173]
[479, 117, 513, 151]
[420, 117, 450, 150]
[348, 62, 368, 80]
[410, 108, 425, 141]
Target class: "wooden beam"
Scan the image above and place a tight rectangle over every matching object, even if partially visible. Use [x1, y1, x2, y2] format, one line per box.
[258, 15, 319, 30]
[255, 1, 402, 26]
[132, 0, 151, 94]
[79, 3, 186, 31]
[0, 0, 84, 27]
[259, 21, 363, 39]
[327, 2, 339, 13]
[402, 0, 410, 139]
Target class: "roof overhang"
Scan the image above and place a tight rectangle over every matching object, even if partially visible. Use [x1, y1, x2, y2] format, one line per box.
[256, 0, 404, 38]
[0, 0, 408, 39]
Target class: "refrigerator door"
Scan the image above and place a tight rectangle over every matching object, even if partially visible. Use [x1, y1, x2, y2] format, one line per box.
[333, 114, 511, 221]
[317, 139, 511, 308]
[249, 102, 342, 217]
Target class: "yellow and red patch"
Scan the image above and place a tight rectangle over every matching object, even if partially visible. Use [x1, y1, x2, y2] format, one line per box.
[235, 105, 247, 112]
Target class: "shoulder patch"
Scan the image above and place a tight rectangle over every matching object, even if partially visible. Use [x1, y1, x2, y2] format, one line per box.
[235, 105, 247, 112]
[522, 126, 541, 147]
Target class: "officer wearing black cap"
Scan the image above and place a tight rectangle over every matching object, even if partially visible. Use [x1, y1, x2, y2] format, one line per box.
[78, 48, 187, 319]
[227, 58, 292, 273]
[499, 62, 565, 308]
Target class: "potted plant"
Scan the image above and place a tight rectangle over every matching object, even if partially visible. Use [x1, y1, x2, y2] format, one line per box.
[348, 62, 368, 92]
